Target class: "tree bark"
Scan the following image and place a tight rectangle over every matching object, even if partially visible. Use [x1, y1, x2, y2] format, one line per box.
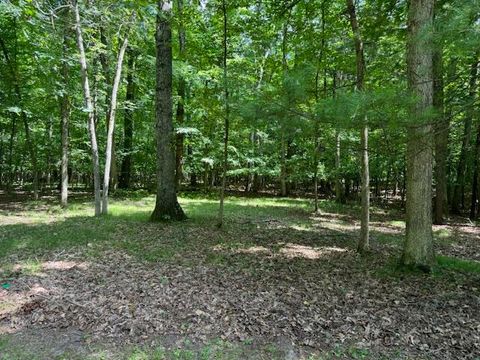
[99, 27, 119, 192]
[470, 125, 480, 219]
[60, 39, 70, 208]
[432, 28, 447, 224]
[102, 36, 129, 214]
[7, 113, 16, 193]
[279, 19, 290, 197]
[72, 0, 102, 216]
[217, 0, 229, 227]
[346, 0, 369, 252]
[151, 0, 186, 221]
[119, 48, 136, 189]
[452, 59, 478, 214]
[175, 0, 186, 190]
[402, 0, 435, 270]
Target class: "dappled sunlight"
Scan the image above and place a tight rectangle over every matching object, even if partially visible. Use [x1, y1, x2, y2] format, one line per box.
[279, 243, 348, 260]
[42, 261, 89, 271]
[213, 243, 349, 260]
[312, 219, 357, 232]
[11, 260, 89, 273]
[370, 222, 403, 235]
[237, 246, 271, 255]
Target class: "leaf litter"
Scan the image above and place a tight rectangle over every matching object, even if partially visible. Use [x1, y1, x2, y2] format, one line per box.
[1, 210, 480, 359]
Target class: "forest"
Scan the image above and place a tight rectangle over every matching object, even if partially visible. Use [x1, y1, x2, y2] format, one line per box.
[0, 0, 479, 359]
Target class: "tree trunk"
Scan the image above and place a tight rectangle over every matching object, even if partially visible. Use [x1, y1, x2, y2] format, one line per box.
[470, 126, 480, 219]
[151, 0, 186, 221]
[72, 0, 102, 216]
[402, 0, 435, 270]
[102, 36, 129, 214]
[334, 130, 343, 203]
[279, 19, 290, 197]
[119, 48, 136, 189]
[46, 117, 53, 188]
[280, 133, 288, 196]
[217, 0, 229, 227]
[433, 29, 447, 224]
[452, 59, 478, 214]
[99, 27, 120, 193]
[346, 0, 369, 252]
[60, 44, 69, 208]
[7, 113, 16, 193]
[175, 0, 186, 190]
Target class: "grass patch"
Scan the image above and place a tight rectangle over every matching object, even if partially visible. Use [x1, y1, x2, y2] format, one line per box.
[437, 255, 480, 274]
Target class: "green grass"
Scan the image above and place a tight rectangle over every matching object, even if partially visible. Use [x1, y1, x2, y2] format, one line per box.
[437, 255, 480, 274]
[0, 336, 289, 360]
[0, 195, 323, 264]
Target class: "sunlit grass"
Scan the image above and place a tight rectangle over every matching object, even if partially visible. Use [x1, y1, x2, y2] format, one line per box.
[437, 255, 480, 274]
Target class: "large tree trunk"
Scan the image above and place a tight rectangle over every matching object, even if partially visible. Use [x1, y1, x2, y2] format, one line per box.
[119, 48, 136, 189]
[346, 0, 369, 252]
[175, 0, 186, 190]
[402, 0, 435, 270]
[102, 36, 129, 214]
[217, 0, 229, 227]
[452, 59, 478, 214]
[433, 31, 447, 224]
[72, 0, 102, 216]
[151, 0, 186, 221]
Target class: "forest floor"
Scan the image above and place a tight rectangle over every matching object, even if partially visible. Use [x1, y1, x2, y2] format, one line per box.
[0, 191, 479, 360]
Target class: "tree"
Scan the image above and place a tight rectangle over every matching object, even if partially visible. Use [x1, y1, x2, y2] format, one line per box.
[452, 58, 478, 214]
[346, 0, 370, 253]
[151, 0, 186, 222]
[60, 9, 70, 208]
[102, 34, 129, 214]
[175, 0, 186, 189]
[119, 48, 136, 190]
[72, 0, 102, 216]
[217, 0, 229, 228]
[402, 0, 435, 269]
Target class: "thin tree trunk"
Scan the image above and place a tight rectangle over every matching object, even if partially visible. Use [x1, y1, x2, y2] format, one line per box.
[60, 41, 70, 208]
[470, 126, 480, 219]
[46, 117, 53, 189]
[280, 132, 287, 196]
[433, 28, 447, 224]
[102, 36, 129, 214]
[7, 113, 16, 193]
[151, 0, 186, 221]
[332, 72, 344, 203]
[119, 48, 136, 189]
[99, 27, 119, 192]
[279, 19, 290, 197]
[72, 0, 102, 216]
[175, 0, 186, 190]
[217, 0, 229, 227]
[334, 129, 343, 202]
[402, 0, 435, 270]
[452, 59, 478, 213]
[346, 0, 369, 252]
